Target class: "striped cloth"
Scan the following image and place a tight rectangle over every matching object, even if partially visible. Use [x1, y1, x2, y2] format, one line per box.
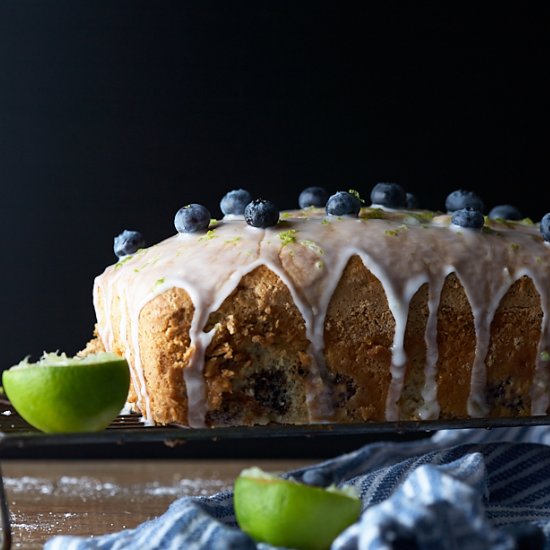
[45, 427, 550, 550]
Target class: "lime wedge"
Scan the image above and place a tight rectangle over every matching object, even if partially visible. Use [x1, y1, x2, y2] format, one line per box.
[2, 352, 130, 433]
[234, 467, 361, 550]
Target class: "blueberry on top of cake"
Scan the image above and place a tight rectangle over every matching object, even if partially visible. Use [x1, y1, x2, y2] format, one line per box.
[451, 207, 485, 229]
[220, 189, 253, 216]
[174, 204, 211, 233]
[113, 230, 146, 258]
[370, 182, 407, 209]
[244, 199, 280, 228]
[298, 186, 328, 209]
[489, 204, 523, 221]
[92, 185, 550, 429]
[445, 189, 485, 213]
[326, 191, 361, 216]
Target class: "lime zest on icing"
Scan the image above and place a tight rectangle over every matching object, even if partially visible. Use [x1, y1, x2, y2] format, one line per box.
[360, 208, 386, 220]
[115, 255, 134, 269]
[385, 225, 408, 237]
[406, 211, 436, 224]
[154, 277, 165, 288]
[224, 236, 242, 245]
[300, 239, 324, 255]
[199, 229, 217, 242]
[279, 229, 298, 246]
[348, 188, 365, 204]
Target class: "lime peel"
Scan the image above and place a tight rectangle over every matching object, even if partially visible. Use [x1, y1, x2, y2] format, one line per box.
[2, 351, 130, 433]
[234, 466, 361, 550]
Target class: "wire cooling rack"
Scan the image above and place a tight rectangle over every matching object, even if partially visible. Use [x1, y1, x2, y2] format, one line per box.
[3, 403, 550, 456]
[2, 402, 550, 550]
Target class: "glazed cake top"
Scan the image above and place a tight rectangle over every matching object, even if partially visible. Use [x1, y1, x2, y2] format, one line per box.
[93, 206, 550, 426]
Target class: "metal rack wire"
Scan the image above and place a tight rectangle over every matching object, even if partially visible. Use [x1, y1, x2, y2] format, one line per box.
[2, 405, 550, 550]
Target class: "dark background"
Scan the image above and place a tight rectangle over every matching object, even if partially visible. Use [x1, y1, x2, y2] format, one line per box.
[0, 2, 549, 370]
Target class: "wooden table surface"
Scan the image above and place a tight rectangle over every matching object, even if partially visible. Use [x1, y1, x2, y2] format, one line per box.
[1, 458, 319, 549]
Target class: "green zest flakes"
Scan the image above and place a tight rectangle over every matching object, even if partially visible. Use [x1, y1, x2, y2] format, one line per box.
[300, 239, 324, 255]
[510, 242, 520, 251]
[360, 208, 386, 220]
[114, 246, 147, 269]
[199, 229, 217, 242]
[154, 277, 165, 289]
[209, 218, 219, 228]
[115, 255, 134, 269]
[314, 260, 324, 269]
[493, 218, 517, 228]
[541, 351, 550, 362]
[115, 247, 149, 269]
[385, 225, 408, 237]
[321, 218, 330, 225]
[408, 211, 436, 224]
[280, 212, 291, 219]
[224, 236, 241, 245]
[279, 229, 298, 246]
[348, 188, 365, 203]
[481, 226, 500, 236]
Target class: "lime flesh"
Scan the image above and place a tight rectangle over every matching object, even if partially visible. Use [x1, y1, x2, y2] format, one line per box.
[234, 468, 361, 550]
[2, 352, 130, 433]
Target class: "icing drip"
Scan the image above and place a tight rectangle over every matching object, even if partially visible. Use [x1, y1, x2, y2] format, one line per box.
[93, 209, 550, 425]
[383, 273, 428, 421]
[448, 231, 517, 417]
[418, 271, 450, 420]
[129, 292, 154, 424]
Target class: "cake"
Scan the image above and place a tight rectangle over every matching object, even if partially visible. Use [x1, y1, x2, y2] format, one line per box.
[87, 186, 550, 427]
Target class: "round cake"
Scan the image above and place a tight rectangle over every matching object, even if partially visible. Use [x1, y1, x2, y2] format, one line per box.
[87, 187, 550, 427]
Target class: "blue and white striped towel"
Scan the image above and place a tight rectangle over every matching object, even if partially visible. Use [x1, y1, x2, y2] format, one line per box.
[45, 426, 550, 550]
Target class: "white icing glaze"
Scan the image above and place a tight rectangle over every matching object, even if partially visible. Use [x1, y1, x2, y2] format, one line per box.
[93, 208, 550, 424]
[418, 268, 452, 420]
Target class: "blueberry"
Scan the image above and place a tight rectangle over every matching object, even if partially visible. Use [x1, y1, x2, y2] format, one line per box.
[501, 523, 545, 550]
[174, 204, 211, 233]
[113, 230, 146, 258]
[445, 189, 485, 213]
[301, 469, 335, 487]
[244, 198, 279, 228]
[298, 186, 329, 209]
[370, 182, 407, 208]
[488, 204, 523, 221]
[540, 213, 550, 241]
[451, 207, 485, 229]
[220, 188, 253, 216]
[406, 192, 420, 209]
[325, 191, 361, 216]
